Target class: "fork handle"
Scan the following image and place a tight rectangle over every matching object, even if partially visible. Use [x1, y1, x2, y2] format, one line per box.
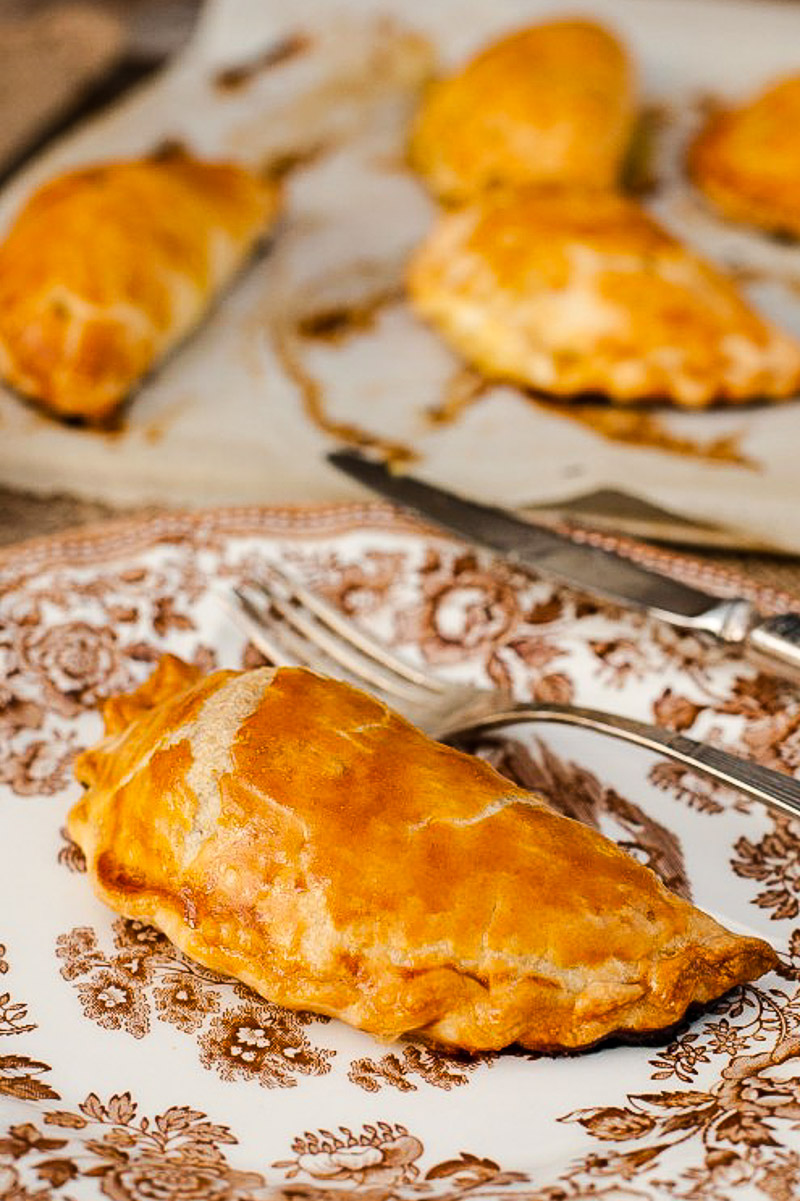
[746, 613, 800, 684]
[449, 704, 800, 821]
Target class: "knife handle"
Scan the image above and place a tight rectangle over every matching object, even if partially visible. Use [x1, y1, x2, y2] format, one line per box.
[746, 613, 800, 684]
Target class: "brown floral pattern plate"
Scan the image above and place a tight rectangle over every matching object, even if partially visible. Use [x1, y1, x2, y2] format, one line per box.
[1, 502, 799, 1201]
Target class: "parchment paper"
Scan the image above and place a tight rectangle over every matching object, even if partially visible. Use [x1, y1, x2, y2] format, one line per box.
[1, 0, 800, 551]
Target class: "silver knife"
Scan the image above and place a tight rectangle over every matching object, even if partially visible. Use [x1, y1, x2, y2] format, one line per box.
[328, 450, 800, 684]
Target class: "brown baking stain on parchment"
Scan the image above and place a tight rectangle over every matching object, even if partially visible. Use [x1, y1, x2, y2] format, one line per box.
[148, 138, 191, 163]
[23, 400, 129, 439]
[214, 33, 313, 91]
[141, 395, 194, 446]
[729, 260, 800, 296]
[147, 134, 327, 188]
[262, 142, 329, 184]
[534, 401, 759, 468]
[621, 103, 671, 198]
[426, 376, 758, 468]
[427, 367, 490, 425]
[620, 92, 726, 199]
[295, 284, 404, 345]
[273, 317, 416, 466]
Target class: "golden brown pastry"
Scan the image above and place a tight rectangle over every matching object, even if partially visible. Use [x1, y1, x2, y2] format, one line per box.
[689, 76, 800, 239]
[0, 152, 281, 422]
[69, 655, 776, 1053]
[409, 19, 635, 203]
[407, 187, 800, 407]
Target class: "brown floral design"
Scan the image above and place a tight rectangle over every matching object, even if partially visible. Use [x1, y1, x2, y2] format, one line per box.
[311, 548, 409, 620]
[0, 549, 230, 798]
[76, 967, 151, 1039]
[732, 816, 800, 921]
[152, 973, 219, 1035]
[0, 993, 37, 1040]
[649, 760, 729, 816]
[16, 622, 129, 719]
[270, 1123, 544, 1199]
[776, 930, 800, 983]
[1, 1094, 265, 1200]
[57, 919, 334, 1089]
[0, 942, 58, 1104]
[0, 733, 79, 797]
[274, 1123, 425, 1186]
[395, 549, 573, 695]
[198, 1002, 333, 1088]
[57, 828, 86, 874]
[0, 1104, 548, 1201]
[347, 1044, 494, 1093]
[557, 983, 800, 1197]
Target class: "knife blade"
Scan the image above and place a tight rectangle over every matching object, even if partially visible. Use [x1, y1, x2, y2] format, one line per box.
[328, 450, 800, 683]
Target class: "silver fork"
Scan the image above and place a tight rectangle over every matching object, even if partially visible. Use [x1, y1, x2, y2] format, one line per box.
[223, 566, 800, 821]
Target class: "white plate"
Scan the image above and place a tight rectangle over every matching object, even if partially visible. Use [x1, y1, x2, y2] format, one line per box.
[2, 0, 800, 551]
[0, 504, 798, 1201]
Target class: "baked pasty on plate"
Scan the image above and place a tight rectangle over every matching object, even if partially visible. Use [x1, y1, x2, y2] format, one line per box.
[409, 19, 635, 203]
[0, 152, 281, 422]
[689, 75, 800, 240]
[407, 187, 800, 407]
[70, 655, 776, 1053]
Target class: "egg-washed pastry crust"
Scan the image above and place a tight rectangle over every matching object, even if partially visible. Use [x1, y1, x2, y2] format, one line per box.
[689, 76, 800, 240]
[0, 153, 281, 422]
[69, 655, 776, 1053]
[409, 19, 636, 204]
[407, 188, 800, 408]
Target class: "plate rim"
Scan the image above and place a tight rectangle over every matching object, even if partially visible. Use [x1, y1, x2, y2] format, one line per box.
[1, 500, 797, 617]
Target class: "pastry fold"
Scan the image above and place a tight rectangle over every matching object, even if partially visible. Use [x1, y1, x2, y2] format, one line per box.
[70, 656, 777, 1052]
[0, 153, 281, 421]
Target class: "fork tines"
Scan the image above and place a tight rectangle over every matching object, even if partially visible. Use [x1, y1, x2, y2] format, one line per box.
[229, 564, 447, 707]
